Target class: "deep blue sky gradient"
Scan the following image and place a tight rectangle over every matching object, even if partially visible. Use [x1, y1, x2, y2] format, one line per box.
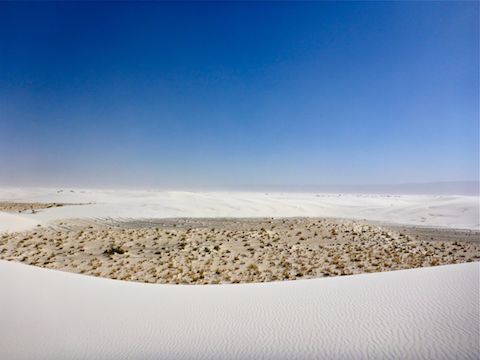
[0, 1, 478, 188]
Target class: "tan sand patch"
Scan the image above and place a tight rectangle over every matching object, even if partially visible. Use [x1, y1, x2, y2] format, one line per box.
[1, 218, 478, 284]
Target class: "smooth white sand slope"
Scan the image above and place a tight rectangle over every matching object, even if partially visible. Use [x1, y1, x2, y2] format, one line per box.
[0, 212, 40, 233]
[0, 188, 478, 232]
[0, 261, 478, 359]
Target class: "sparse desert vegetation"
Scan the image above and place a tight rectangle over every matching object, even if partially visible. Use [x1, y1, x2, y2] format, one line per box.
[0, 202, 89, 214]
[0, 202, 66, 213]
[0, 218, 478, 284]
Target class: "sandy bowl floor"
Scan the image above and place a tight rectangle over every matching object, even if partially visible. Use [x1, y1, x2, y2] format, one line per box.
[1, 217, 478, 284]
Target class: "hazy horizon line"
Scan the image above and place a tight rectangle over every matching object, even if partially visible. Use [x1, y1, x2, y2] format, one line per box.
[0, 180, 478, 196]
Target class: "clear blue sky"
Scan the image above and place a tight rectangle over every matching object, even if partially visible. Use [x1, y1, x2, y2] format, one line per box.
[0, 1, 478, 188]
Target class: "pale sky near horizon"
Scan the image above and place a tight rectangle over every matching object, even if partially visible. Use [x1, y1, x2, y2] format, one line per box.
[0, 2, 478, 188]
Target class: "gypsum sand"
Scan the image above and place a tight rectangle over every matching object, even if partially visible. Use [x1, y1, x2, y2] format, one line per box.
[0, 202, 67, 213]
[0, 217, 478, 284]
[0, 201, 90, 214]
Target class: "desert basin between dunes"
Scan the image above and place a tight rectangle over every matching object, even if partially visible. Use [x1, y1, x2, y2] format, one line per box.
[0, 188, 478, 359]
[0, 188, 478, 284]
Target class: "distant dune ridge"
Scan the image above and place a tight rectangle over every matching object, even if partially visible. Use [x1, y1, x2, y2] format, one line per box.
[214, 181, 480, 196]
[0, 187, 478, 232]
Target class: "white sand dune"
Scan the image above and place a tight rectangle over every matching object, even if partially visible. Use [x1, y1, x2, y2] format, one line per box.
[1, 188, 478, 358]
[0, 260, 478, 359]
[0, 188, 478, 232]
[0, 212, 40, 233]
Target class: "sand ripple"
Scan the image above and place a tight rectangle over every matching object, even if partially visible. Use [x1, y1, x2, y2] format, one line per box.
[0, 261, 478, 359]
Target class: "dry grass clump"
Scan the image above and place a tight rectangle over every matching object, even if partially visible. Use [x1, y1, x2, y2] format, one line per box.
[103, 245, 126, 256]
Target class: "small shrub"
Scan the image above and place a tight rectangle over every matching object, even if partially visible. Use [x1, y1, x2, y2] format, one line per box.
[103, 246, 125, 256]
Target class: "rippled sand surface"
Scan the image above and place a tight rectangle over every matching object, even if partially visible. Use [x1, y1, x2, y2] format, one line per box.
[1, 260, 478, 359]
